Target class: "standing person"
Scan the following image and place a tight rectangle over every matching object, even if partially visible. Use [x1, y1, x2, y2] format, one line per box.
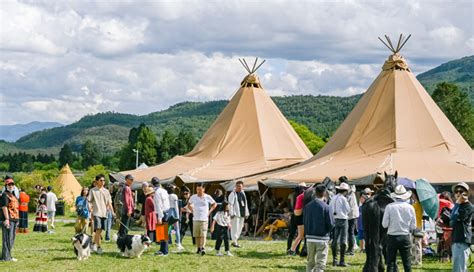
[450, 182, 473, 272]
[75, 187, 90, 234]
[287, 186, 305, 254]
[288, 186, 306, 256]
[179, 186, 194, 245]
[346, 185, 359, 255]
[144, 186, 157, 243]
[46, 186, 58, 230]
[187, 183, 217, 256]
[411, 191, 424, 266]
[1, 176, 20, 262]
[211, 189, 225, 240]
[357, 188, 373, 253]
[304, 185, 334, 272]
[228, 180, 249, 248]
[382, 185, 416, 272]
[167, 185, 184, 251]
[211, 200, 232, 256]
[152, 178, 170, 256]
[328, 182, 351, 267]
[88, 174, 114, 254]
[119, 174, 135, 236]
[18, 189, 30, 233]
[33, 193, 48, 232]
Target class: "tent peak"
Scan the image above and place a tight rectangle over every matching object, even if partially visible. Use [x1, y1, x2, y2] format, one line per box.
[378, 34, 412, 71]
[378, 34, 411, 54]
[239, 57, 266, 88]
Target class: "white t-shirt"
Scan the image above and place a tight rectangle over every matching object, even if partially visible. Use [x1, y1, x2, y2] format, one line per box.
[189, 193, 216, 221]
[46, 192, 58, 212]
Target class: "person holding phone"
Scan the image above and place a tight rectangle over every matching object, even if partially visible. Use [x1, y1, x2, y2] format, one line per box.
[450, 182, 473, 272]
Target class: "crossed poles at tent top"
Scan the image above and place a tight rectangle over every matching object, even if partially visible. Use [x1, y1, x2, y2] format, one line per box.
[239, 57, 266, 74]
[378, 33, 411, 54]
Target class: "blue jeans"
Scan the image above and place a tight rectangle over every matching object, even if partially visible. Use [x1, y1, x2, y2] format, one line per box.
[452, 242, 470, 272]
[104, 210, 113, 241]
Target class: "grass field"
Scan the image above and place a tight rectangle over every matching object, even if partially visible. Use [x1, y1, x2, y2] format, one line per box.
[2, 216, 454, 271]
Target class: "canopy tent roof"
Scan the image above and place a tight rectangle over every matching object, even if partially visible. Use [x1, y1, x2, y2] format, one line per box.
[55, 164, 82, 204]
[245, 35, 473, 186]
[121, 59, 312, 183]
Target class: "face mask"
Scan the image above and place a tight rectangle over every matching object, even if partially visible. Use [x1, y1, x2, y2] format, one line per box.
[40, 199, 45, 203]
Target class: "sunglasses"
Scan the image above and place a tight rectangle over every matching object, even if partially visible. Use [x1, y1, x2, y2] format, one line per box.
[455, 190, 465, 194]
[6, 184, 14, 186]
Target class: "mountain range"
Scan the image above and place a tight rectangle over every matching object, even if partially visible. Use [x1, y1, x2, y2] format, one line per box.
[0, 121, 63, 142]
[1, 55, 472, 156]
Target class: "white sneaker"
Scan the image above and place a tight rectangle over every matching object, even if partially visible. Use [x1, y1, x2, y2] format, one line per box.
[226, 251, 233, 256]
[11, 258, 18, 262]
[216, 251, 223, 256]
[177, 244, 185, 251]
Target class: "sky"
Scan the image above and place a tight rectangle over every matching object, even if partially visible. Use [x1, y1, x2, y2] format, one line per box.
[0, 0, 472, 125]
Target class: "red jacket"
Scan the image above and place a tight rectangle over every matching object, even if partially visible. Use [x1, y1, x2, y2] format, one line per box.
[145, 196, 157, 231]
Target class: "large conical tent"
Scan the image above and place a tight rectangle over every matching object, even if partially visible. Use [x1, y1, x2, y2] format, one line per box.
[55, 164, 82, 204]
[248, 35, 473, 185]
[121, 58, 312, 182]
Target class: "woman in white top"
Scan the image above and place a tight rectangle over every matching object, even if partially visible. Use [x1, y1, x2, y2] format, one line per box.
[167, 185, 184, 251]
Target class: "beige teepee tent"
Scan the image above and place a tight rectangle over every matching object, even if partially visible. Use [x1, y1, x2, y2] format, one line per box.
[56, 164, 82, 204]
[247, 35, 473, 185]
[121, 59, 312, 182]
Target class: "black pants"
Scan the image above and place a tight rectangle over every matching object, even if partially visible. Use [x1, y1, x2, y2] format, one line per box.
[347, 218, 356, 253]
[287, 214, 297, 251]
[180, 216, 195, 245]
[118, 214, 131, 236]
[386, 234, 412, 272]
[215, 225, 230, 252]
[2, 221, 17, 261]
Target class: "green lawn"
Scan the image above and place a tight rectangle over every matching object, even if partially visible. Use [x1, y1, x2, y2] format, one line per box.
[2, 216, 454, 271]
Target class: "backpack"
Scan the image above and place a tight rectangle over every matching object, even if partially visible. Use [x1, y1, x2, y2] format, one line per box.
[114, 184, 125, 215]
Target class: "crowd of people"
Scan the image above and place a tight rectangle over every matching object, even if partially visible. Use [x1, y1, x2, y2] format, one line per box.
[0, 173, 472, 272]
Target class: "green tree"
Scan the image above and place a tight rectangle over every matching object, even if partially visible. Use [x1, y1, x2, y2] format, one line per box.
[59, 144, 74, 167]
[157, 130, 176, 162]
[81, 140, 102, 169]
[289, 120, 326, 154]
[118, 144, 134, 171]
[432, 82, 474, 147]
[174, 130, 197, 155]
[136, 124, 159, 166]
[79, 164, 109, 187]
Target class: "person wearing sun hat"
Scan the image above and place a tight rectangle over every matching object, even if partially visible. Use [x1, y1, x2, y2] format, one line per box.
[144, 186, 157, 243]
[382, 185, 416, 272]
[329, 181, 350, 267]
[1, 176, 20, 262]
[450, 182, 473, 272]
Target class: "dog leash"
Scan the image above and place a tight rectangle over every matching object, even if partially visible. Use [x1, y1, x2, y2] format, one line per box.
[116, 217, 132, 232]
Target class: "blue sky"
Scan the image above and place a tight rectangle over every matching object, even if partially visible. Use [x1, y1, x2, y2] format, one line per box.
[0, 0, 472, 125]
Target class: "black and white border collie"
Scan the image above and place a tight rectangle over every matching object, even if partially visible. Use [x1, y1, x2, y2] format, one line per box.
[113, 234, 152, 258]
[71, 233, 92, 261]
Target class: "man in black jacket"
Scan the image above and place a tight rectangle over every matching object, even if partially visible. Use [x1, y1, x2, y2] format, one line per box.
[303, 184, 334, 272]
[450, 182, 473, 272]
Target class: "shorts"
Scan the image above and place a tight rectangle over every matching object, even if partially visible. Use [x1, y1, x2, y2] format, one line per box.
[93, 216, 106, 230]
[358, 229, 364, 241]
[193, 220, 208, 238]
[47, 211, 56, 219]
[295, 215, 303, 226]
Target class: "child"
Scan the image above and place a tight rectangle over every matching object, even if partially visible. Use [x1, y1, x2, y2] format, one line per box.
[144, 187, 157, 242]
[33, 193, 48, 232]
[211, 200, 232, 256]
[264, 207, 291, 240]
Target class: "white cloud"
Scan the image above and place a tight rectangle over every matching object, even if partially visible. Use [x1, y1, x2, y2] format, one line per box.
[0, 0, 472, 125]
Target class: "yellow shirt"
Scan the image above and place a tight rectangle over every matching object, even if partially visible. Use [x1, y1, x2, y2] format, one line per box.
[412, 201, 423, 229]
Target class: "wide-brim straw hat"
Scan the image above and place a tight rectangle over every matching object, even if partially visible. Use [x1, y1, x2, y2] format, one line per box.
[390, 185, 412, 200]
[144, 187, 155, 196]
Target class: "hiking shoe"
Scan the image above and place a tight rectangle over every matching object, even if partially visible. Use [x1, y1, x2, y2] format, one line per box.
[216, 251, 223, 256]
[231, 242, 241, 248]
[226, 251, 233, 256]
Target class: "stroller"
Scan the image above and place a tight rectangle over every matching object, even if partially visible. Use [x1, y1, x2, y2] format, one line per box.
[435, 207, 452, 262]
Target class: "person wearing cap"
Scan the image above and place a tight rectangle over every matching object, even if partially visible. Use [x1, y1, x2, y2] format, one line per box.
[450, 182, 473, 272]
[382, 185, 416, 272]
[118, 174, 135, 236]
[144, 186, 157, 243]
[46, 185, 58, 231]
[328, 181, 351, 267]
[304, 184, 334, 272]
[1, 176, 20, 261]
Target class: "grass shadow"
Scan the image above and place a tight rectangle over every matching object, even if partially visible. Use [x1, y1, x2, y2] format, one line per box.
[51, 256, 77, 261]
[238, 250, 287, 259]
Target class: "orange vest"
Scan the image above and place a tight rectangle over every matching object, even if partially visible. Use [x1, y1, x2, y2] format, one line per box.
[19, 191, 30, 212]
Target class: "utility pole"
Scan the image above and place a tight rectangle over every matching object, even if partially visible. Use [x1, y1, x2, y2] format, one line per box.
[132, 149, 139, 169]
